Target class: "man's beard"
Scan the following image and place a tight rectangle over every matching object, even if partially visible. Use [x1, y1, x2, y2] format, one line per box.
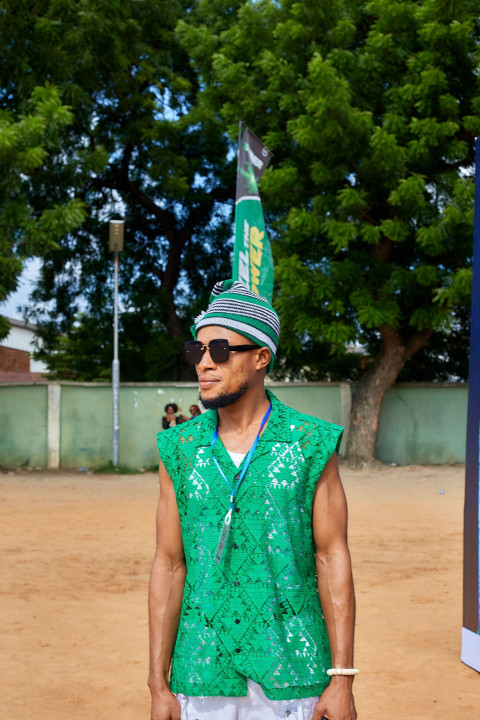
[200, 384, 248, 409]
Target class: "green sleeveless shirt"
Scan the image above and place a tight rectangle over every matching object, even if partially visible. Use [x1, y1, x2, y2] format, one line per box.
[156, 390, 343, 700]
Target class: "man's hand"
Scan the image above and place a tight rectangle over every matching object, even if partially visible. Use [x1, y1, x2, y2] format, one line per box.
[312, 677, 357, 720]
[150, 686, 181, 720]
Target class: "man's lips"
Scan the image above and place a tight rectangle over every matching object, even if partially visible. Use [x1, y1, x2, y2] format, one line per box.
[198, 375, 221, 389]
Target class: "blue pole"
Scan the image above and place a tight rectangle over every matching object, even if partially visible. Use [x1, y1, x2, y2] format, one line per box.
[462, 137, 480, 671]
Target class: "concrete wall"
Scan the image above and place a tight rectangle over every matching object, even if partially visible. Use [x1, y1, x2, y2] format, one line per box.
[59, 384, 201, 469]
[0, 381, 468, 469]
[377, 383, 468, 466]
[0, 384, 48, 467]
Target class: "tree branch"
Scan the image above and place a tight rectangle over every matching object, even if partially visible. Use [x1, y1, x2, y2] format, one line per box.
[114, 143, 177, 240]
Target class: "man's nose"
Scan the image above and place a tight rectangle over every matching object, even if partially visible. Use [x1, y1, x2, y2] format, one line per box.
[197, 346, 217, 371]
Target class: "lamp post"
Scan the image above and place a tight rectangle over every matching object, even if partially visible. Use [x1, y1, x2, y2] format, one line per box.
[109, 220, 124, 467]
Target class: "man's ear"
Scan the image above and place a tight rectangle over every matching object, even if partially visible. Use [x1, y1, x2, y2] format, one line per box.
[255, 346, 270, 371]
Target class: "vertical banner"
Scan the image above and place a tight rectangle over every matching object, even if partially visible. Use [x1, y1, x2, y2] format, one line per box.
[233, 125, 274, 302]
[461, 137, 480, 672]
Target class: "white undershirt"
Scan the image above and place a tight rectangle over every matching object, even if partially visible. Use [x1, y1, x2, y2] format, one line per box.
[226, 449, 246, 468]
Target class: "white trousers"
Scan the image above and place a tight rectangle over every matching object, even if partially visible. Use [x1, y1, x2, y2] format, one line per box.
[177, 679, 319, 720]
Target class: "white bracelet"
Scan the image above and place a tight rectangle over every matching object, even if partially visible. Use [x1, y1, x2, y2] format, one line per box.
[326, 668, 359, 676]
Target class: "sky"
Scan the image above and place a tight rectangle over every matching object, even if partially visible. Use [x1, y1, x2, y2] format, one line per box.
[0, 258, 42, 322]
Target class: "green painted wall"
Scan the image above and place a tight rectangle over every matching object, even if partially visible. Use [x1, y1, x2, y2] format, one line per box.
[59, 383, 200, 469]
[377, 384, 468, 465]
[0, 381, 469, 469]
[0, 385, 48, 468]
[60, 385, 112, 468]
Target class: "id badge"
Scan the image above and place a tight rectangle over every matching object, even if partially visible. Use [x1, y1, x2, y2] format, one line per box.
[214, 518, 231, 564]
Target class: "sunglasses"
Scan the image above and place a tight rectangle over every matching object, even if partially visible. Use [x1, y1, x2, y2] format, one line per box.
[184, 339, 258, 365]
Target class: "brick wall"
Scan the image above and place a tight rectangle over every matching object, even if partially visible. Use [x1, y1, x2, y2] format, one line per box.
[0, 346, 30, 373]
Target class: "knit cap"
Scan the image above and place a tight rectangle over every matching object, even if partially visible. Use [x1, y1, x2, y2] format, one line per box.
[192, 279, 280, 372]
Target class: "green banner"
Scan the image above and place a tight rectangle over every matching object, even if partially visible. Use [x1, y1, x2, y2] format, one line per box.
[233, 126, 273, 302]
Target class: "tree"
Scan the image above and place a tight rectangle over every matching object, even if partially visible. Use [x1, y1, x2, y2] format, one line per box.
[0, 84, 86, 339]
[178, 0, 479, 464]
[0, 0, 235, 379]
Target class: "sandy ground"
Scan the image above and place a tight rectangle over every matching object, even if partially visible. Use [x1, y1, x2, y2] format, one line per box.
[1, 464, 479, 720]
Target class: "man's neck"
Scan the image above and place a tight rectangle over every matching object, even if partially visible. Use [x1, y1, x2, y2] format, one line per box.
[216, 386, 270, 449]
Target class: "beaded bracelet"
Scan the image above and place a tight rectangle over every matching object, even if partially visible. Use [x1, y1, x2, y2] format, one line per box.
[326, 668, 359, 676]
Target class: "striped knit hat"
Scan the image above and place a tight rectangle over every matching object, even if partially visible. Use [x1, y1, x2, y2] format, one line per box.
[192, 280, 280, 372]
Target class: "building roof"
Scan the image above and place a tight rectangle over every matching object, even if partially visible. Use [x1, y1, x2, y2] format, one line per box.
[2, 316, 38, 332]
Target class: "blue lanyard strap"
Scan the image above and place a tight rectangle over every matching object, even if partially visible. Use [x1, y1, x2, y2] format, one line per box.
[211, 402, 272, 522]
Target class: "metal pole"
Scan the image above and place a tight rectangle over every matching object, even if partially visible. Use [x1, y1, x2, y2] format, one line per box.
[109, 219, 124, 468]
[112, 251, 120, 467]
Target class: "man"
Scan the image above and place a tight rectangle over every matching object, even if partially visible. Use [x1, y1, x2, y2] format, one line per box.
[148, 280, 357, 720]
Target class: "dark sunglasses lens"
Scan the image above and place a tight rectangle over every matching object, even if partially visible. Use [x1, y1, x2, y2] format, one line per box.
[208, 339, 229, 363]
[184, 341, 203, 365]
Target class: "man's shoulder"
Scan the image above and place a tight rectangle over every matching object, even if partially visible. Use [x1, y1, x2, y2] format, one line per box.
[271, 393, 343, 445]
[291, 408, 343, 437]
[273, 393, 341, 430]
[276, 400, 344, 463]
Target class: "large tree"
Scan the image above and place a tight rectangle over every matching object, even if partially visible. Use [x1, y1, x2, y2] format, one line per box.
[0, 0, 235, 379]
[178, 0, 479, 464]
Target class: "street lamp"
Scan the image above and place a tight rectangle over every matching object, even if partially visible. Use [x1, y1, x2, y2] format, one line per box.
[109, 220, 124, 467]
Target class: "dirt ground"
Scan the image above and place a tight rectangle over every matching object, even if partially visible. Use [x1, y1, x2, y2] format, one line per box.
[1, 463, 479, 720]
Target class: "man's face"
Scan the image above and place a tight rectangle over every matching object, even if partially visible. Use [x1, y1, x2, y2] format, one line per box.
[195, 325, 260, 408]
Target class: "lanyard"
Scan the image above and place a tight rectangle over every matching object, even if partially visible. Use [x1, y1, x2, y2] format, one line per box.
[211, 402, 272, 563]
[211, 402, 272, 523]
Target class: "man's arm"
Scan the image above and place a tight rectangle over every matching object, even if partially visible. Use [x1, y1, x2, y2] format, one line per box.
[148, 460, 186, 720]
[312, 452, 357, 720]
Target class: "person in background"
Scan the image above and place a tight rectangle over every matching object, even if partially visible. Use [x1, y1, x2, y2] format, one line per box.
[162, 403, 184, 430]
[189, 404, 201, 419]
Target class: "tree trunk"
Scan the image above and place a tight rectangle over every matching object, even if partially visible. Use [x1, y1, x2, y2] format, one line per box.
[345, 325, 432, 468]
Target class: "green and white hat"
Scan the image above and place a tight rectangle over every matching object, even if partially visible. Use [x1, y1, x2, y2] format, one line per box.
[192, 279, 280, 372]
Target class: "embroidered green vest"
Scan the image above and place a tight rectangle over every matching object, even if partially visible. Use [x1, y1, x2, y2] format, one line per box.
[156, 390, 343, 700]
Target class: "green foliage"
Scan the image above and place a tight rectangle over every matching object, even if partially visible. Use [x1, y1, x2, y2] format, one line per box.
[0, 84, 86, 338]
[178, 0, 478, 380]
[33, 311, 186, 382]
